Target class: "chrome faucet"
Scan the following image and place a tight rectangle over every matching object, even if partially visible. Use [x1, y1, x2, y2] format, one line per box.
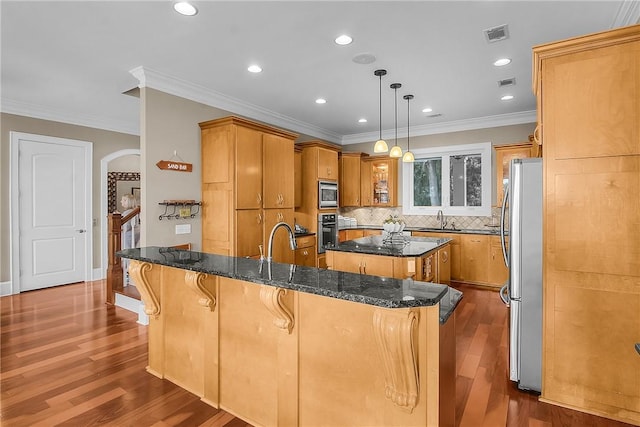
[266, 222, 297, 262]
[436, 210, 447, 230]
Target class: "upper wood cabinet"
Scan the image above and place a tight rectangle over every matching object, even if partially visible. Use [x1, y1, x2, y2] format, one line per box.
[317, 146, 339, 180]
[294, 146, 302, 208]
[494, 142, 533, 207]
[339, 152, 367, 207]
[236, 126, 263, 209]
[533, 25, 640, 425]
[263, 134, 294, 209]
[200, 116, 298, 257]
[362, 156, 398, 207]
[297, 141, 340, 182]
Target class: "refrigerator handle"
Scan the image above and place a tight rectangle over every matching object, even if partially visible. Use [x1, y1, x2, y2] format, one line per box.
[500, 185, 509, 268]
[499, 282, 510, 306]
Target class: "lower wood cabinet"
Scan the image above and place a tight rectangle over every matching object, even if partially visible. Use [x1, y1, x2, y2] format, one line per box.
[326, 245, 450, 284]
[339, 229, 364, 242]
[488, 236, 508, 285]
[461, 235, 489, 284]
[330, 252, 397, 278]
[295, 235, 316, 267]
[412, 231, 506, 288]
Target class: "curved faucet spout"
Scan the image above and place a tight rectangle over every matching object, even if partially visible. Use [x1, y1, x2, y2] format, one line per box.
[266, 222, 297, 262]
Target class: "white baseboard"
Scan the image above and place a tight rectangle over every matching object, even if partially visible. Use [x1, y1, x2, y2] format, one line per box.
[0, 281, 13, 296]
[114, 292, 148, 325]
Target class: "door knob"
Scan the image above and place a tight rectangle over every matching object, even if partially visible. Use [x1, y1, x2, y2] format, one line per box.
[77, 229, 86, 233]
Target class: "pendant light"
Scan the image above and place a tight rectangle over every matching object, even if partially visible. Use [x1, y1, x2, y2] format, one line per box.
[389, 83, 403, 158]
[373, 69, 388, 153]
[402, 94, 415, 163]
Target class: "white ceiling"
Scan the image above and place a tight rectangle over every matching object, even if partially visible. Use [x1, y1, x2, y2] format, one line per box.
[2, 1, 639, 144]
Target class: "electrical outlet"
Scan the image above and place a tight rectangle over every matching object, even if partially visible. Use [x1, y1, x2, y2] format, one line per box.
[175, 224, 191, 235]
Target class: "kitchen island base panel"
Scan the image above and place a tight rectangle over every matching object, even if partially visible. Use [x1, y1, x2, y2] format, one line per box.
[131, 260, 448, 427]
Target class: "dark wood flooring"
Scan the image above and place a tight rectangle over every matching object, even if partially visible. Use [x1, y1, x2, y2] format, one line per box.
[0, 281, 634, 426]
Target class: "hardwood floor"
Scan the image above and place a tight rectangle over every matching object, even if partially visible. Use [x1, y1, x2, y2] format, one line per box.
[1, 281, 633, 426]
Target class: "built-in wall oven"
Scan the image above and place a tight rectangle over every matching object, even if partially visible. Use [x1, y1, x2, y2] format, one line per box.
[318, 181, 338, 209]
[317, 213, 337, 253]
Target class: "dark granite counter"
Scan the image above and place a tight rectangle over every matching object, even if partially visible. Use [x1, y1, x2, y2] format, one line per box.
[330, 235, 451, 257]
[118, 246, 462, 323]
[340, 224, 502, 236]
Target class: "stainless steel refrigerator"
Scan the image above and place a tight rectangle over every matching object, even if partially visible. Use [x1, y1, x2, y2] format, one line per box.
[499, 157, 543, 392]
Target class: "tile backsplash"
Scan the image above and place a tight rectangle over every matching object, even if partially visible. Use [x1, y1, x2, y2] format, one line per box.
[339, 206, 506, 232]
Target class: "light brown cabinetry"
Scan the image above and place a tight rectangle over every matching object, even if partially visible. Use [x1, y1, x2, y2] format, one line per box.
[412, 231, 504, 288]
[326, 245, 450, 284]
[339, 229, 364, 242]
[488, 236, 508, 285]
[200, 116, 298, 262]
[317, 146, 339, 180]
[460, 235, 489, 284]
[437, 245, 451, 286]
[235, 209, 263, 258]
[295, 234, 316, 267]
[361, 157, 398, 207]
[330, 252, 397, 278]
[339, 152, 366, 207]
[494, 142, 533, 206]
[412, 232, 462, 282]
[263, 134, 294, 209]
[294, 146, 302, 208]
[533, 25, 640, 425]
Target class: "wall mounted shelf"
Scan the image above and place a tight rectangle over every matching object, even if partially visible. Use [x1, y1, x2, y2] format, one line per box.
[158, 200, 202, 220]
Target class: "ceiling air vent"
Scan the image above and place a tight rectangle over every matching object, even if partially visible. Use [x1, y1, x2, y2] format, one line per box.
[484, 24, 509, 43]
[498, 77, 516, 87]
[426, 113, 442, 118]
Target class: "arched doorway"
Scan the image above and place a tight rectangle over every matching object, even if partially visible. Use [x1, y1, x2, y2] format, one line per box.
[100, 149, 140, 279]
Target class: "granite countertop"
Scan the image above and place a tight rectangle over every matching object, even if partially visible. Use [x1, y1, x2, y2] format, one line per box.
[340, 224, 503, 236]
[329, 235, 451, 257]
[118, 246, 462, 323]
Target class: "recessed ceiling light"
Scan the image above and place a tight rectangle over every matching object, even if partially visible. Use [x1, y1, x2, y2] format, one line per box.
[494, 58, 512, 67]
[358, 118, 367, 123]
[315, 98, 327, 104]
[501, 95, 514, 101]
[173, 2, 198, 16]
[247, 65, 262, 73]
[422, 107, 433, 113]
[335, 35, 353, 45]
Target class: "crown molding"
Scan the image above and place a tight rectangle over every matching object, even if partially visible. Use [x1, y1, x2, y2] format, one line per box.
[340, 110, 537, 145]
[0, 98, 140, 136]
[130, 66, 342, 143]
[613, 0, 640, 27]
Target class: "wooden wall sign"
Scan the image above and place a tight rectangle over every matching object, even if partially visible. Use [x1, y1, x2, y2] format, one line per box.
[156, 160, 192, 172]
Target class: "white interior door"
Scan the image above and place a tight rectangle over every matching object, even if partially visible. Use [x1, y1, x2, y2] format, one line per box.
[13, 133, 91, 292]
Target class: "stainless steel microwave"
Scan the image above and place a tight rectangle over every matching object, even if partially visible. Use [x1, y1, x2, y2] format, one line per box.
[318, 181, 338, 208]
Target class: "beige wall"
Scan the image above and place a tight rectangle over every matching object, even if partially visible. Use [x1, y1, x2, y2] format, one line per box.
[0, 113, 139, 283]
[139, 88, 230, 250]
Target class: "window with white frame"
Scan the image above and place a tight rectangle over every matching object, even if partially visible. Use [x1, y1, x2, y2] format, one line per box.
[402, 142, 491, 216]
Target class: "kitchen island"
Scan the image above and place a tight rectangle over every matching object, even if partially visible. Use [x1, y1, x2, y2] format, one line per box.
[119, 246, 462, 427]
[327, 235, 452, 284]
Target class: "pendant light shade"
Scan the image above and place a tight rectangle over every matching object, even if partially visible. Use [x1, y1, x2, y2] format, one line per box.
[402, 94, 415, 163]
[389, 83, 403, 158]
[373, 69, 388, 153]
